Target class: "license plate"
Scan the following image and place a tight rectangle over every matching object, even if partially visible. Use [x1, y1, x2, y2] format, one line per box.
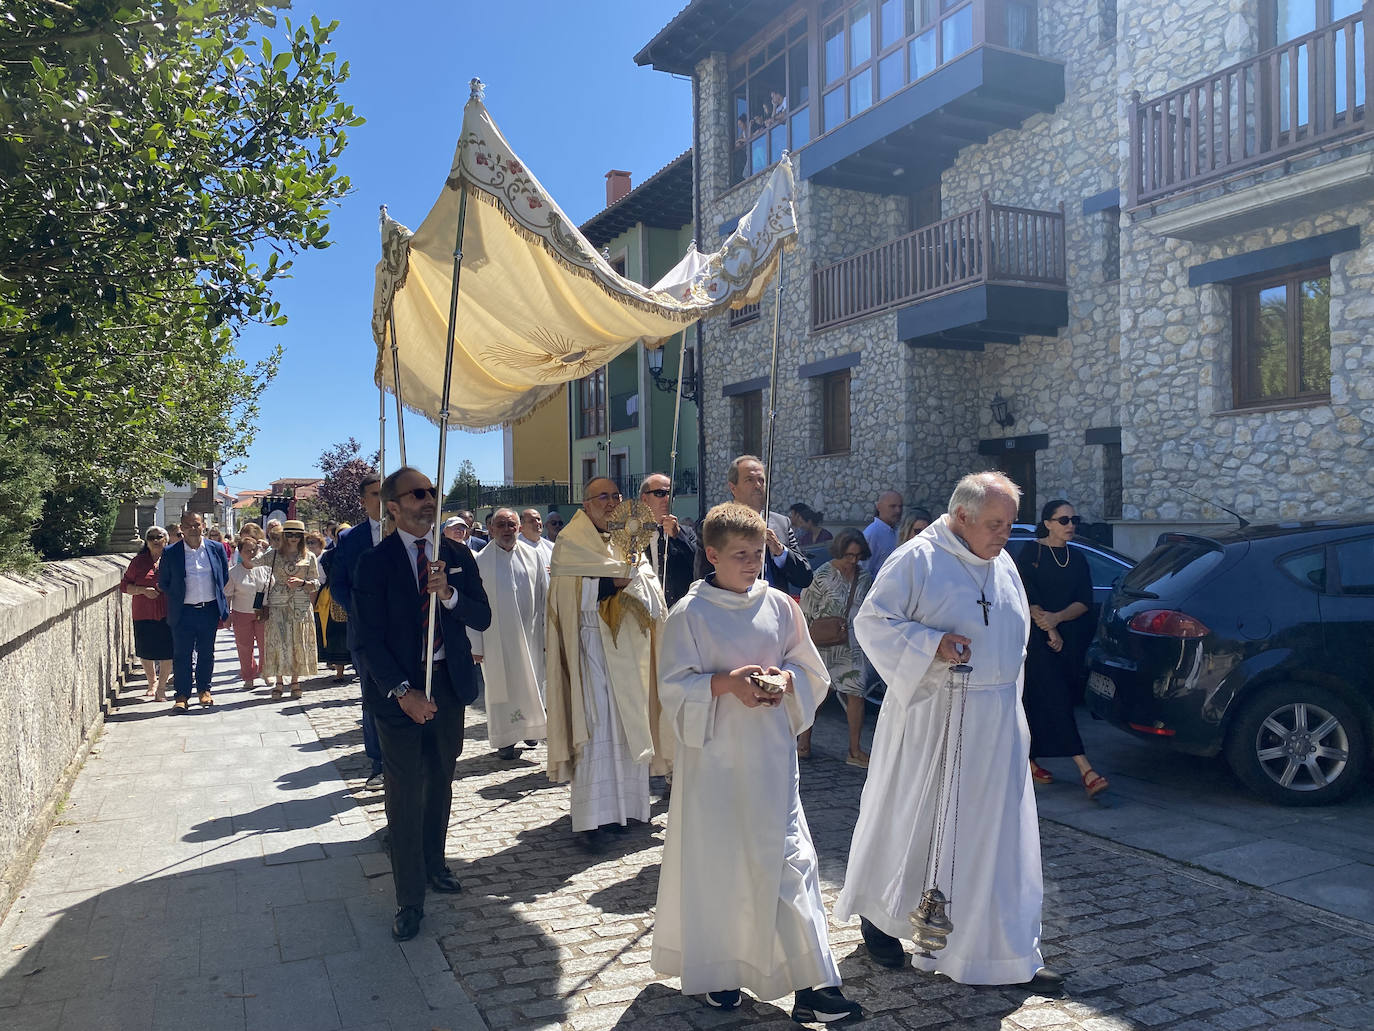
[1088, 672, 1116, 700]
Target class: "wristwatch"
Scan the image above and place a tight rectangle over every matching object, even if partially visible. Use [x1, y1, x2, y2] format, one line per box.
[390, 681, 410, 699]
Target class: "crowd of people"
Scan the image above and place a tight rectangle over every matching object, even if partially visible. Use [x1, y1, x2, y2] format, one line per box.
[120, 458, 1107, 1022]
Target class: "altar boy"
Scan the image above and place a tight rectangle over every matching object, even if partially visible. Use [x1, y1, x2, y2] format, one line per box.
[651, 503, 861, 1023]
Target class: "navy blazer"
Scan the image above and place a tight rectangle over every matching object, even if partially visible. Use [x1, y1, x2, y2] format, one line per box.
[351, 531, 491, 720]
[157, 538, 231, 626]
[329, 520, 378, 649]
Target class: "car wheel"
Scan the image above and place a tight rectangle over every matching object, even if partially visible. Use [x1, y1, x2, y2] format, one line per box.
[1224, 683, 1368, 806]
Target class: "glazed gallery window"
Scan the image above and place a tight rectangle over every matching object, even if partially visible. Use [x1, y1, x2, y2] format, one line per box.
[577, 366, 607, 439]
[1231, 264, 1331, 407]
[731, 17, 810, 185]
[820, 369, 851, 454]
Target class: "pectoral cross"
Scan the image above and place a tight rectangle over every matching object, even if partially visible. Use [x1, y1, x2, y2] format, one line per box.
[977, 591, 991, 626]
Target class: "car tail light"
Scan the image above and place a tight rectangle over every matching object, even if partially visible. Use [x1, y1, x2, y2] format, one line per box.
[1128, 722, 1177, 736]
[1127, 609, 1210, 638]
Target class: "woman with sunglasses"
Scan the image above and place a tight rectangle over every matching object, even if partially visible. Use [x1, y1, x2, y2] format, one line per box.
[121, 525, 174, 700]
[1015, 500, 1108, 798]
[261, 519, 321, 700]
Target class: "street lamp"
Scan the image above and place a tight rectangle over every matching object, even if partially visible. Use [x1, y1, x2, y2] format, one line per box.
[647, 346, 698, 404]
[990, 391, 1015, 430]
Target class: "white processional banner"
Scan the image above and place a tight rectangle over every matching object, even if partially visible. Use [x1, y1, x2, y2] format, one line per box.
[371, 91, 797, 430]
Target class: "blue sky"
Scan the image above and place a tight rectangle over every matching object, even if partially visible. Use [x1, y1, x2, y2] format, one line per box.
[229, 0, 691, 498]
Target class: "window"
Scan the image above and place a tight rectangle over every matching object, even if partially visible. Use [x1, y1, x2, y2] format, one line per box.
[737, 390, 763, 457]
[1101, 208, 1120, 282]
[1232, 264, 1330, 407]
[729, 302, 761, 327]
[1331, 538, 1374, 595]
[820, 369, 851, 454]
[580, 457, 598, 488]
[577, 366, 606, 438]
[1098, 0, 1116, 42]
[1279, 548, 1328, 590]
[730, 17, 809, 185]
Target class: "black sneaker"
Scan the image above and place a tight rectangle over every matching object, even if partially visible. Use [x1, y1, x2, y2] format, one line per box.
[496, 745, 517, 760]
[791, 986, 861, 1023]
[705, 989, 741, 1010]
[860, 916, 906, 968]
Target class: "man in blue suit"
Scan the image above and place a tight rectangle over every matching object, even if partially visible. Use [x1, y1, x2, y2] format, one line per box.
[158, 510, 230, 712]
[352, 466, 491, 942]
[328, 474, 386, 788]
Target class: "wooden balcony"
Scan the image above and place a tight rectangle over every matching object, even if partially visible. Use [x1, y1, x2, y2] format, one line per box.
[1130, 11, 1370, 207]
[812, 196, 1066, 346]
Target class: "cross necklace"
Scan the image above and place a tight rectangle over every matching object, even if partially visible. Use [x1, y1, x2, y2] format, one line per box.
[959, 559, 995, 626]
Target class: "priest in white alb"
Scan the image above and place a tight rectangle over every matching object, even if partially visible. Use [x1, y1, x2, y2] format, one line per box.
[836, 471, 1062, 990]
[545, 477, 670, 853]
[468, 508, 548, 761]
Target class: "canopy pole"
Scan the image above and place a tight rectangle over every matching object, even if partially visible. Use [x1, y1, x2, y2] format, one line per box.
[424, 77, 481, 701]
[377, 381, 387, 483]
[762, 248, 785, 520]
[388, 309, 408, 466]
[666, 335, 687, 515]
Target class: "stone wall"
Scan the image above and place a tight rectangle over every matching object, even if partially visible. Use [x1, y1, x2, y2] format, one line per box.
[0, 556, 133, 916]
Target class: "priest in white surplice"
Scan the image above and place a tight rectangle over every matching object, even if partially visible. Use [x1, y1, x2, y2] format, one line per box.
[836, 472, 1062, 990]
[545, 477, 670, 853]
[652, 503, 860, 1022]
[468, 508, 548, 761]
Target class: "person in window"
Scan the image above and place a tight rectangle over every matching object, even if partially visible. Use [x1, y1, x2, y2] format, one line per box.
[769, 88, 788, 124]
[735, 115, 752, 179]
[1014, 499, 1108, 799]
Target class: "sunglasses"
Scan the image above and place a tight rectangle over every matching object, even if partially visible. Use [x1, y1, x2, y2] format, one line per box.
[1050, 515, 1082, 526]
[641, 488, 671, 498]
[284, 531, 305, 537]
[589, 492, 623, 503]
[842, 550, 864, 560]
[402, 487, 438, 501]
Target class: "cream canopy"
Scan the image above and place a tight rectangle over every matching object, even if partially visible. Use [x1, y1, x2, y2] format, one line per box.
[371, 89, 798, 431]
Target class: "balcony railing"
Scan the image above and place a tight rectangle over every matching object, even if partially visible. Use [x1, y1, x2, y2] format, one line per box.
[811, 196, 1065, 331]
[1130, 11, 1369, 205]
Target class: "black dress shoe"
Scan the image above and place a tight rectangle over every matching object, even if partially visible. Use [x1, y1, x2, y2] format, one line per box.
[524, 739, 538, 747]
[602, 822, 630, 835]
[391, 906, 423, 941]
[860, 917, 907, 969]
[427, 867, 462, 893]
[1023, 968, 1066, 992]
[496, 745, 517, 760]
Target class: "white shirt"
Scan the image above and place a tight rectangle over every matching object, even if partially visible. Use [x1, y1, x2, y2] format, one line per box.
[183, 541, 216, 605]
[395, 526, 460, 662]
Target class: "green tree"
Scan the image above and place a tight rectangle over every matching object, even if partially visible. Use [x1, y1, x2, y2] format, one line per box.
[445, 459, 481, 511]
[0, 1, 362, 570]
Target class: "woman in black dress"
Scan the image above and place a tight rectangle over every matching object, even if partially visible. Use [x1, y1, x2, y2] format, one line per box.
[1015, 499, 1109, 798]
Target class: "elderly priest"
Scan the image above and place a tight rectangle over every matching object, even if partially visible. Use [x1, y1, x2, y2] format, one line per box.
[835, 471, 1063, 991]
[545, 477, 670, 853]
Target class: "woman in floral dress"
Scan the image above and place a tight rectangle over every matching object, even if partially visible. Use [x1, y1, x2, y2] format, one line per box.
[261, 519, 320, 699]
[797, 527, 873, 766]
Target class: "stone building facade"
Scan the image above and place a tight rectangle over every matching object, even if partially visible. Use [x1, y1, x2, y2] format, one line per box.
[637, 0, 1374, 555]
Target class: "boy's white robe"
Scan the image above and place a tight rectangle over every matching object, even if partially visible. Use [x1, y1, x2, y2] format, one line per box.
[835, 515, 1043, 986]
[468, 540, 548, 749]
[652, 577, 841, 1000]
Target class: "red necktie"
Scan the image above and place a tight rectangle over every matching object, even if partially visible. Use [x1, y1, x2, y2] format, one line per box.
[416, 538, 443, 655]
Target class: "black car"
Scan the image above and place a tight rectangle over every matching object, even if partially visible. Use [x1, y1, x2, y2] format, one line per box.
[1086, 517, 1374, 806]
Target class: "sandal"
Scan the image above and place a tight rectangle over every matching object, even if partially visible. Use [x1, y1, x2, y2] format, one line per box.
[290, 684, 303, 700]
[271, 685, 283, 700]
[846, 751, 870, 769]
[1082, 770, 1109, 798]
[1030, 762, 1053, 786]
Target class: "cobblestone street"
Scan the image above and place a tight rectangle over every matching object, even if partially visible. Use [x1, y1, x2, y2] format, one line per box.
[1, 641, 1371, 1031]
[302, 677, 1374, 1031]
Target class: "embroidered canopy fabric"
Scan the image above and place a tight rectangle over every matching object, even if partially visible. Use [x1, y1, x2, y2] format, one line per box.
[371, 92, 798, 430]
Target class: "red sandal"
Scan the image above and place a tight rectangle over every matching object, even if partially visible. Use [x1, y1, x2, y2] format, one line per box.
[1030, 762, 1053, 786]
[1082, 770, 1109, 798]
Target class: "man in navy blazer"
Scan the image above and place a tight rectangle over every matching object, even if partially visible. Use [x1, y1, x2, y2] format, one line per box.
[158, 510, 230, 712]
[351, 466, 491, 942]
[327, 474, 386, 787]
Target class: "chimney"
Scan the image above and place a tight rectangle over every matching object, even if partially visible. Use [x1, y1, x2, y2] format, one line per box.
[605, 169, 632, 206]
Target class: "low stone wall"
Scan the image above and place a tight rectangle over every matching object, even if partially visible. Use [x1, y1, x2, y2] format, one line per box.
[0, 555, 134, 918]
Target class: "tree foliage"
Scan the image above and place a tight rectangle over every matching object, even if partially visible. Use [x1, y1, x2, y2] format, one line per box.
[314, 436, 378, 525]
[0, 1, 362, 569]
[444, 459, 481, 510]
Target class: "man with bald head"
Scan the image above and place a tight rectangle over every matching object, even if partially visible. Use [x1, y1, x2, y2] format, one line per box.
[545, 477, 668, 852]
[518, 507, 554, 569]
[470, 508, 548, 760]
[863, 490, 904, 579]
[836, 471, 1061, 991]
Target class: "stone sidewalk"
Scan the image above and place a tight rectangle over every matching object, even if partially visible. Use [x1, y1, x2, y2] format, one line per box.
[3, 636, 1373, 1031]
